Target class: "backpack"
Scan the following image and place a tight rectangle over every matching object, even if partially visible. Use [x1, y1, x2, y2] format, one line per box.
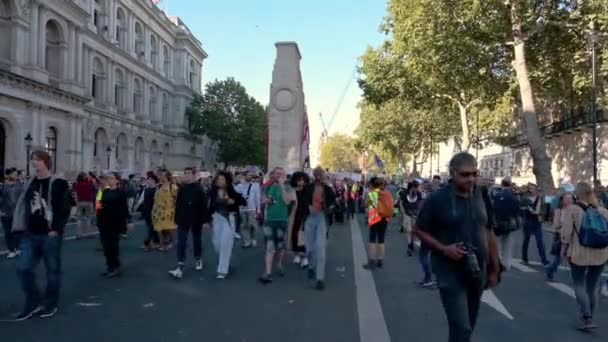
[575, 204, 608, 249]
[377, 190, 394, 218]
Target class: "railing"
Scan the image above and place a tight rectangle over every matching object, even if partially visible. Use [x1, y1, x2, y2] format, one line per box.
[508, 109, 607, 146]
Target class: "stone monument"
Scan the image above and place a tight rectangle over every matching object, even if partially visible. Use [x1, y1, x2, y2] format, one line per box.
[267, 42, 310, 173]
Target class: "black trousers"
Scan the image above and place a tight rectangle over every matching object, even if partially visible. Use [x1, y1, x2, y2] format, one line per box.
[143, 217, 160, 246]
[100, 226, 120, 271]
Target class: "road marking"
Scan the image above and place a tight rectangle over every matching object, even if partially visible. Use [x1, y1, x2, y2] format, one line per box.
[482, 290, 514, 320]
[510, 260, 537, 273]
[547, 282, 576, 298]
[516, 259, 608, 277]
[350, 218, 391, 342]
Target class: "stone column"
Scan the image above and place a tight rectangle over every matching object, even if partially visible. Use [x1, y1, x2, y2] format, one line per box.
[107, 0, 116, 42]
[75, 29, 83, 85]
[28, 3, 39, 66]
[143, 81, 150, 122]
[127, 12, 135, 54]
[144, 26, 151, 65]
[37, 8, 45, 68]
[106, 60, 114, 107]
[67, 24, 76, 82]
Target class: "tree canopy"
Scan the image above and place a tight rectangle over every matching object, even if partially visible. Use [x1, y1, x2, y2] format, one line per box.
[186, 78, 266, 167]
[319, 134, 360, 172]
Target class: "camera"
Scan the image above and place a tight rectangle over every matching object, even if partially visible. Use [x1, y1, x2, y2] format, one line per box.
[458, 242, 481, 279]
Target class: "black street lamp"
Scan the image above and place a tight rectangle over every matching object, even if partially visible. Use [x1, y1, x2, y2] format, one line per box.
[106, 145, 112, 169]
[24, 132, 32, 177]
[590, 22, 599, 184]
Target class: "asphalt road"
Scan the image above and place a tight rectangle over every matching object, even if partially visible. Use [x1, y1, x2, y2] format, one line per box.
[0, 215, 606, 342]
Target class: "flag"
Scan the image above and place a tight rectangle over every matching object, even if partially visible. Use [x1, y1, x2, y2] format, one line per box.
[374, 154, 384, 169]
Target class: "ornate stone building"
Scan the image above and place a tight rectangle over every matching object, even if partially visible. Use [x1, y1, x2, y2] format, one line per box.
[0, 0, 217, 177]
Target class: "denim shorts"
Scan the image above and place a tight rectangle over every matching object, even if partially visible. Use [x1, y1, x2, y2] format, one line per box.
[263, 220, 287, 252]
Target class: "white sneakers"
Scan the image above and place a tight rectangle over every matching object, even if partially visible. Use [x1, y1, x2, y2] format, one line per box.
[300, 257, 309, 268]
[293, 255, 309, 268]
[195, 260, 203, 271]
[168, 267, 183, 279]
[293, 255, 302, 264]
[7, 251, 18, 259]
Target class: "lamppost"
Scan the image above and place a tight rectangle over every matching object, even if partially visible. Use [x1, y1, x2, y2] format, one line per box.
[106, 145, 112, 169]
[590, 21, 599, 184]
[24, 132, 32, 177]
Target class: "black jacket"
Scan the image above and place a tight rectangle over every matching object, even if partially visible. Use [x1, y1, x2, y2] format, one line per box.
[174, 182, 210, 227]
[97, 188, 129, 230]
[208, 185, 246, 216]
[302, 182, 336, 217]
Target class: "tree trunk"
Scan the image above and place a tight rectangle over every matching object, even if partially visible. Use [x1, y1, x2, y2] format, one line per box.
[510, 3, 555, 190]
[458, 103, 471, 152]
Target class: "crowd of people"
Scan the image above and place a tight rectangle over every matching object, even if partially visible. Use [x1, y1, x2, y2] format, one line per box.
[1, 149, 608, 342]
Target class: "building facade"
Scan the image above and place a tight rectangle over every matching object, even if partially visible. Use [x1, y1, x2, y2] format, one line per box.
[0, 0, 217, 178]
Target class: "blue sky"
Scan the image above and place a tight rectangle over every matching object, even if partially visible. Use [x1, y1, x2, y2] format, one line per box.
[163, 0, 387, 164]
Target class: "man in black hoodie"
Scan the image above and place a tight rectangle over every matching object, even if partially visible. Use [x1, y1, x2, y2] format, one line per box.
[169, 167, 210, 279]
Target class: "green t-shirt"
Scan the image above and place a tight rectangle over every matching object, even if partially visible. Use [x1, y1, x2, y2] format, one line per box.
[265, 184, 290, 222]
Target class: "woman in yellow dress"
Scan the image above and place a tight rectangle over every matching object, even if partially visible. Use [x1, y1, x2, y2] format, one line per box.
[152, 169, 178, 251]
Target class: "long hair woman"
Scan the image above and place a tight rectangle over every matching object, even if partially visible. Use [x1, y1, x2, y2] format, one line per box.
[289, 171, 310, 268]
[561, 182, 608, 331]
[97, 172, 130, 277]
[152, 169, 178, 251]
[545, 192, 574, 281]
[209, 171, 246, 279]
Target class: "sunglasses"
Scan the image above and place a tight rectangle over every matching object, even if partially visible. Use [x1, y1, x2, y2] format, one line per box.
[457, 171, 479, 178]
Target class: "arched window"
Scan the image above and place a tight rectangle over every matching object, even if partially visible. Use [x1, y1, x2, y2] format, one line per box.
[115, 133, 128, 168]
[0, 0, 13, 62]
[150, 140, 159, 166]
[162, 93, 169, 124]
[45, 126, 57, 172]
[114, 68, 125, 110]
[91, 57, 105, 100]
[133, 78, 142, 114]
[45, 20, 63, 79]
[135, 22, 143, 60]
[163, 45, 170, 76]
[115, 7, 126, 49]
[134, 137, 144, 168]
[149, 86, 157, 122]
[150, 35, 158, 69]
[93, 128, 108, 157]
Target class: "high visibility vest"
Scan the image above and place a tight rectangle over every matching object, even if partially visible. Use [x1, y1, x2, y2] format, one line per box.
[95, 186, 109, 213]
[367, 190, 382, 226]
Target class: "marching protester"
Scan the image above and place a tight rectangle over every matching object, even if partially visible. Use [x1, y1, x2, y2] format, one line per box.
[169, 167, 210, 279]
[152, 169, 178, 251]
[209, 171, 246, 279]
[13, 150, 72, 320]
[259, 167, 295, 284]
[138, 172, 160, 251]
[97, 172, 130, 278]
[560, 182, 608, 332]
[545, 192, 574, 281]
[363, 177, 393, 270]
[289, 171, 310, 268]
[521, 184, 549, 265]
[73, 172, 96, 239]
[415, 152, 500, 342]
[235, 171, 261, 248]
[492, 178, 521, 271]
[303, 167, 336, 290]
[0, 167, 25, 259]
[399, 180, 422, 256]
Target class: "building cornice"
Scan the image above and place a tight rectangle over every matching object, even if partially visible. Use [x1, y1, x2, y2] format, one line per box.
[0, 69, 88, 110]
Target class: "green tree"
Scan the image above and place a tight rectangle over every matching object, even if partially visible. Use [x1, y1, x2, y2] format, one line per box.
[319, 134, 360, 172]
[186, 78, 266, 167]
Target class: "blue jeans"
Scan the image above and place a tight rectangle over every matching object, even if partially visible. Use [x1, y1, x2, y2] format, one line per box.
[17, 233, 63, 309]
[176, 225, 202, 264]
[545, 238, 562, 279]
[571, 264, 605, 319]
[522, 220, 548, 264]
[419, 243, 432, 282]
[305, 213, 327, 281]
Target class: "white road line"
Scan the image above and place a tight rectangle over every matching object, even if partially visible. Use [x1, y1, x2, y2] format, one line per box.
[547, 282, 576, 298]
[516, 259, 608, 277]
[482, 290, 514, 320]
[510, 260, 537, 273]
[350, 218, 391, 342]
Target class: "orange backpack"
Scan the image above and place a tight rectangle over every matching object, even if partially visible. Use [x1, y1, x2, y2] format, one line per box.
[376, 190, 394, 218]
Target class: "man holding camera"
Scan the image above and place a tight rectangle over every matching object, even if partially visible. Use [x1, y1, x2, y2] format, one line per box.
[415, 152, 500, 342]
